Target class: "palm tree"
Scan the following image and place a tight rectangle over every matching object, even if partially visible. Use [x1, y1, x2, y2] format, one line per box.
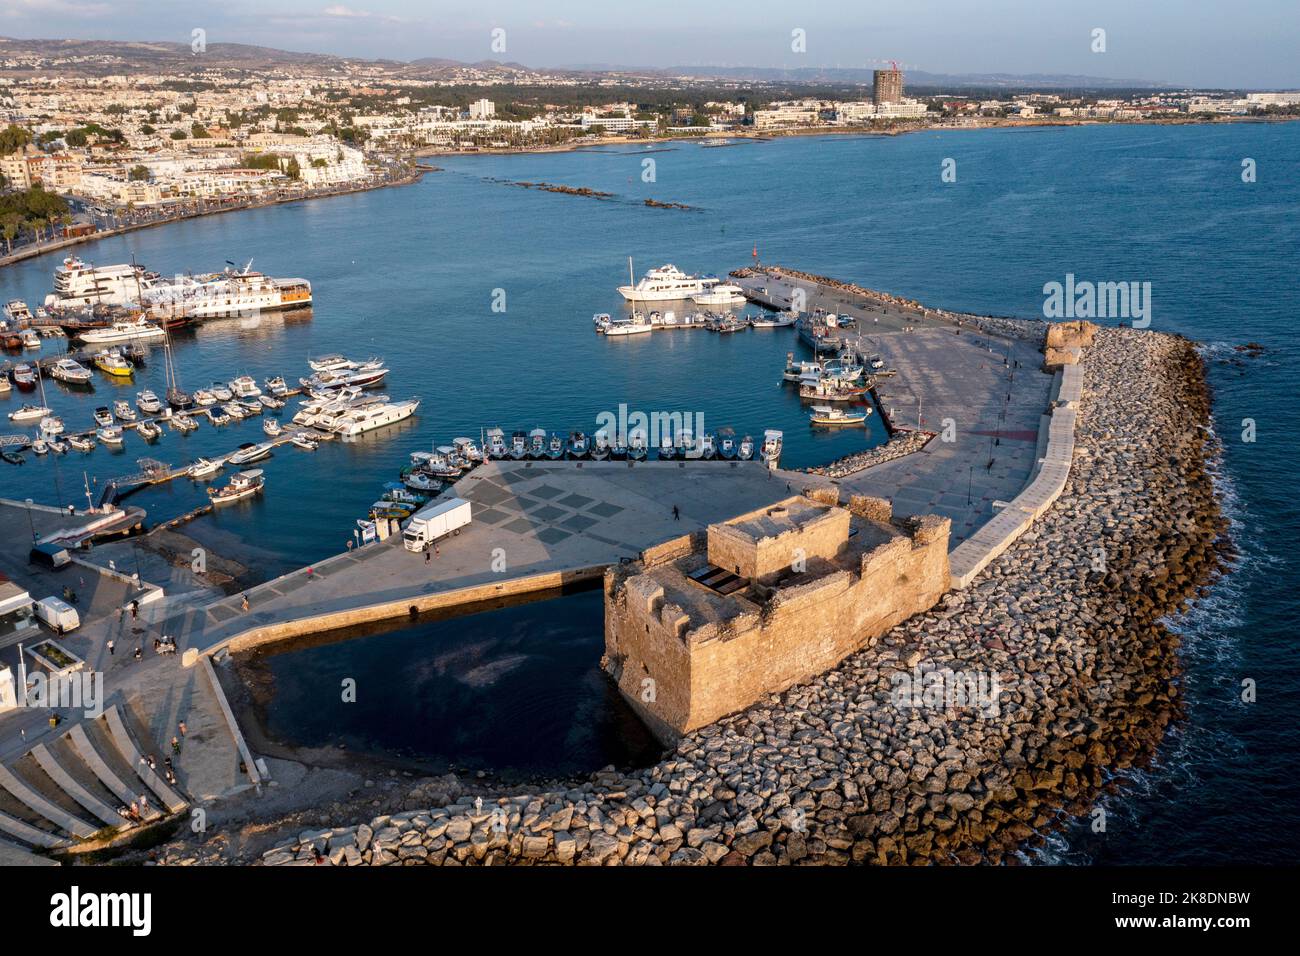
[1, 215, 20, 254]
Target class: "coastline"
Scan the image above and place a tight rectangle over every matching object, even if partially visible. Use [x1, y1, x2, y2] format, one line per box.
[140, 319, 1228, 866]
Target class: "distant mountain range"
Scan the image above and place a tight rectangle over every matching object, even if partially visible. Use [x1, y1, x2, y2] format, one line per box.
[0, 36, 1177, 89]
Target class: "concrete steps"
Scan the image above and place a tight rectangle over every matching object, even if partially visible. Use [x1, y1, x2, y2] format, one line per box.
[104, 706, 187, 814]
[0, 809, 68, 849]
[67, 723, 161, 822]
[30, 745, 125, 830]
[0, 762, 97, 840]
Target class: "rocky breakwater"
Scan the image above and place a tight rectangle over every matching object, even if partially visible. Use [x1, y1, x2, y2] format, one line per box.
[806, 429, 934, 479]
[160, 325, 1223, 866]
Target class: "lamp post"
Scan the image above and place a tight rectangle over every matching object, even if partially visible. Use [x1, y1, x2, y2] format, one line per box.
[24, 498, 35, 543]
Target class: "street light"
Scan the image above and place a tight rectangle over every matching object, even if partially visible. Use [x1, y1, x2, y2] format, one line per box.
[24, 498, 35, 542]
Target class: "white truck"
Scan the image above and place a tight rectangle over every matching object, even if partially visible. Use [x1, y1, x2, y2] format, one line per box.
[403, 497, 472, 552]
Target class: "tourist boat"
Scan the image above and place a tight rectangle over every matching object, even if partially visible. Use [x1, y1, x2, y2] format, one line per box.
[738, 435, 755, 460]
[717, 428, 738, 460]
[509, 430, 529, 460]
[208, 469, 265, 504]
[30, 438, 48, 455]
[452, 437, 483, 463]
[210, 382, 234, 401]
[20, 329, 40, 349]
[67, 435, 95, 452]
[618, 263, 718, 302]
[45, 438, 66, 454]
[290, 432, 319, 451]
[750, 311, 797, 328]
[207, 408, 232, 426]
[136, 390, 164, 414]
[691, 282, 747, 306]
[49, 358, 94, 386]
[39, 416, 64, 436]
[94, 407, 115, 427]
[228, 375, 262, 398]
[546, 432, 565, 460]
[192, 389, 217, 406]
[527, 427, 547, 459]
[484, 427, 507, 459]
[591, 429, 610, 461]
[699, 432, 716, 460]
[94, 351, 133, 377]
[97, 426, 124, 445]
[600, 314, 654, 336]
[136, 420, 163, 441]
[264, 376, 291, 397]
[228, 442, 274, 466]
[418, 451, 461, 481]
[11, 364, 37, 392]
[628, 428, 648, 461]
[263, 418, 282, 437]
[7, 403, 50, 423]
[659, 435, 676, 460]
[566, 431, 589, 459]
[188, 458, 222, 479]
[258, 394, 285, 411]
[223, 402, 248, 420]
[142, 263, 312, 323]
[78, 318, 165, 345]
[761, 429, 784, 466]
[809, 405, 869, 426]
[43, 257, 157, 309]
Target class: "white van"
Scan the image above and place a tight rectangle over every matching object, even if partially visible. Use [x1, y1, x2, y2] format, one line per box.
[34, 596, 80, 633]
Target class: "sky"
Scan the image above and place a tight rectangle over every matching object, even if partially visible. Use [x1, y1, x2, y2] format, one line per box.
[2, 0, 1298, 88]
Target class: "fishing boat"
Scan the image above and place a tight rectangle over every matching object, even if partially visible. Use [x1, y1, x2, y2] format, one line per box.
[11, 364, 37, 392]
[782, 354, 822, 383]
[208, 469, 264, 504]
[258, 394, 285, 411]
[658, 435, 676, 460]
[546, 432, 565, 460]
[192, 389, 217, 406]
[39, 416, 64, 436]
[509, 430, 528, 460]
[228, 375, 262, 398]
[799, 378, 869, 402]
[228, 442, 274, 466]
[750, 311, 797, 328]
[809, 405, 869, 426]
[699, 432, 716, 460]
[112, 400, 136, 421]
[566, 431, 589, 459]
[31, 438, 48, 455]
[7, 403, 50, 423]
[591, 429, 610, 461]
[136, 420, 162, 440]
[382, 483, 429, 507]
[484, 427, 507, 459]
[738, 435, 755, 460]
[403, 471, 441, 492]
[207, 408, 232, 426]
[78, 318, 166, 345]
[628, 428, 648, 461]
[97, 426, 124, 445]
[48, 358, 94, 387]
[527, 427, 547, 459]
[210, 381, 234, 401]
[290, 432, 319, 451]
[760, 429, 784, 467]
[263, 418, 282, 437]
[717, 428, 738, 460]
[452, 437, 483, 463]
[93, 351, 133, 378]
[188, 458, 222, 479]
[370, 499, 415, 520]
[136, 390, 164, 414]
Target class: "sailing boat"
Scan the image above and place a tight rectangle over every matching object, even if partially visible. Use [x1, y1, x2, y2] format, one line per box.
[162, 330, 191, 408]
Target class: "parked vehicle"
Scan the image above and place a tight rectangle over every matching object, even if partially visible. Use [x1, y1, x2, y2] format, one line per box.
[34, 596, 80, 632]
[402, 497, 472, 552]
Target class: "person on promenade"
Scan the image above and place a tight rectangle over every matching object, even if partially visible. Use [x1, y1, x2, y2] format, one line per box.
[133, 646, 142, 662]
[241, 594, 250, 612]
[171, 736, 180, 755]
[672, 505, 680, 521]
[178, 720, 187, 737]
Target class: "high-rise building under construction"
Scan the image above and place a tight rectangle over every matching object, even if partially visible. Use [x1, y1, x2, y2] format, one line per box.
[873, 68, 904, 106]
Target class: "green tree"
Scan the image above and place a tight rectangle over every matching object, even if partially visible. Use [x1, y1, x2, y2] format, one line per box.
[128, 164, 151, 181]
[170, 129, 187, 140]
[0, 124, 32, 155]
[64, 128, 88, 147]
[191, 122, 211, 138]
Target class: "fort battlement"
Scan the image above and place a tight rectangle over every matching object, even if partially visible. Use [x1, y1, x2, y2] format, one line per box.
[603, 492, 950, 742]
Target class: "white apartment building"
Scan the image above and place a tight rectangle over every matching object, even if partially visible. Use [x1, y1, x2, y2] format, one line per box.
[468, 98, 495, 119]
[836, 99, 928, 123]
[752, 102, 822, 129]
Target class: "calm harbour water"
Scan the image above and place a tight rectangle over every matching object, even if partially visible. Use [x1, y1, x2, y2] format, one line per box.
[2, 124, 1297, 862]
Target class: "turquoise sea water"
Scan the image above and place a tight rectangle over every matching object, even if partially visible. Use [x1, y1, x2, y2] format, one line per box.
[2, 123, 1297, 862]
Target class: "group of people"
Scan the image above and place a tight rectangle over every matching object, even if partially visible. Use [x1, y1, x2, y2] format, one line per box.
[152, 635, 178, 655]
[116, 793, 150, 823]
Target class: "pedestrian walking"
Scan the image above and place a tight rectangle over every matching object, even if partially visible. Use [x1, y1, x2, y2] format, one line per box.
[241, 594, 250, 612]
[672, 505, 680, 521]
[425, 549, 431, 564]
[107, 639, 114, 656]
[171, 736, 180, 755]
[178, 720, 187, 737]
[130, 600, 139, 620]
[133, 646, 142, 662]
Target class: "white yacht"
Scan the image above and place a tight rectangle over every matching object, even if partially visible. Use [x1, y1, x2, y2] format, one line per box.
[618, 264, 718, 302]
[142, 262, 312, 322]
[691, 283, 747, 306]
[601, 313, 654, 336]
[44, 257, 157, 308]
[334, 399, 419, 438]
[78, 319, 166, 345]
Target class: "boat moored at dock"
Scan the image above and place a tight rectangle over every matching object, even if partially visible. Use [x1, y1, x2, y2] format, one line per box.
[208, 469, 265, 504]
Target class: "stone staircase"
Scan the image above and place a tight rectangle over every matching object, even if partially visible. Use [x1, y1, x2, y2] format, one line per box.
[0, 705, 189, 852]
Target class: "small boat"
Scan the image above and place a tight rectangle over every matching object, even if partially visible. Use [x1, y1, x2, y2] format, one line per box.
[45, 438, 66, 454]
[868, 355, 886, 370]
[112, 400, 136, 421]
[192, 389, 218, 406]
[239, 399, 264, 416]
[228, 375, 262, 398]
[591, 429, 610, 461]
[223, 402, 248, 420]
[452, 437, 483, 463]
[20, 329, 41, 349]
[11, 364, 37, 392]
[750, 311, 797, 328]
[264, 376, 291, 397]
[94, 351, 133, 378]
[484, 427, 507, 459]
[761, 429, 784, 466]
[717, 428, 738, 460]
[658, 435, 676, 460]
[1, 449, 24, 465]
[509, 430, 528, 460]
[809, 405, 869, 426]
[0, 377, 9, 395]
[188, 458, 222, 479]
[210, 382, 234, 402]
[546, 432, 565, 460]
[31, 438, 48, 455]
[136, 420, 163, 441]
[403, 471, 441, 492]
[527, 427, 547, 459]
[39, 416, 64, 436]
[94, 407, 114, 427]
[258, 394, 284, 411]
[628, 428, 648, 461]
[566, 431, 589, 459]
[699, 432, 716, 460]
[170, 414, 199, 432]
[228, 441, 274, 465]
[263, 418, 282, 437]
[97, 426, 124, 445]
[207, 408, 232, 426]
[7, 403, 50, 423]
[167, 387, 193, 410]
[68, 435, 95, 452]
[382, 483, 429, 507]
[48, 358, 94, 386]
[208, 469, 264, 504]
[290, 432, 319, 451]
[136, 390, 164, 414]
[738, 435, 755, 460]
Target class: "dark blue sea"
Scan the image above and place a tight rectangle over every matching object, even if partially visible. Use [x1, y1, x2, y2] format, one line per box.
[2, 124, 1296, 862]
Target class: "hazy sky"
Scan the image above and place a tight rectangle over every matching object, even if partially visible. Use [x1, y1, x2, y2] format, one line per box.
[4, 0, 1298, 87]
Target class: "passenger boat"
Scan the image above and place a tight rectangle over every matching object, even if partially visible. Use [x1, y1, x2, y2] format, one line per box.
[94, 407, 114, 427]
[31, 438, 48, 455]
[192, 389, 217, 406]
[49, 358, 94, 386]
[567, 431, 589, 459]
[7, 403, 50, 423]
[207, 408, 231, 426]
[228, 442, 274, 466]
[738, 435, 755, 460]
[136, 420, 163, 441]
[290, 432, 319, 451]
[188, 458, 222, 479]
[263, 418, 282, 437]
[67, 435, 95, 452]
[760, 429, 784, 466]
[591, 429, 610, 461]
[97, 426, 124, 445]
[210, 382, 234, 401]
[208, 469, 264, 504]
[809, 405, 869, 426]
[691, 283, 747, 306]
[94, 351, 133, 378]
[717, 428, 738, 460]
[509, 430, 529, 460]
[628, 428, 648, 461]
[39, 416, 64, 436]
[618, 263, 718, 302]
[78, 319, 166, 345]
[136, 390, 164, 414]
[11, 364, 37, 392]
[228, 375, 262, 398]
[484, 427, 507, 459]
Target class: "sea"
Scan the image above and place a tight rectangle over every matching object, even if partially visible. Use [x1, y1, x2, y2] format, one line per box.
[1, 122, 1296, 863]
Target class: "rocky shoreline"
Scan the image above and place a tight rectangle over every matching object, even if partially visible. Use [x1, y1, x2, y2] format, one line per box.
[147, 323, 1225, 866]
[806, 428, 935, 479]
